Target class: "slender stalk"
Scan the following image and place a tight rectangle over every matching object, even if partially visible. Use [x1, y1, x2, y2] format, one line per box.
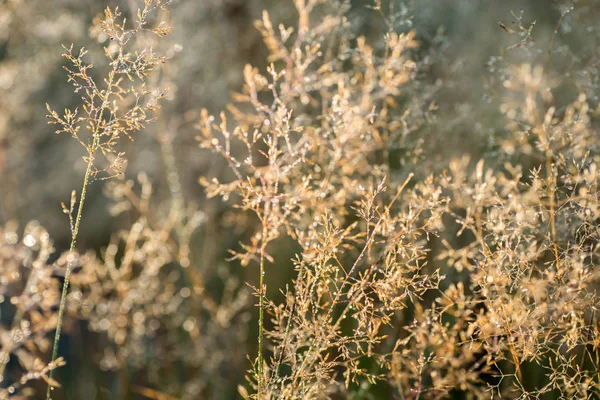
[46, 83, 109, 396]
[43, 3, 171, 397]
[546, 153, 561, 277]
[46, 136, 98, 400]
[545, 12, 565, 72]
[257, 212, 268, 398]
[543, 12, 564, 279]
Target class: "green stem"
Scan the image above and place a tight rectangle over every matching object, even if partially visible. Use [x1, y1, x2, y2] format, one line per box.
[46, 134, 99, 400]
[257, 239, 266, 398]
[256, 199, 272, 398]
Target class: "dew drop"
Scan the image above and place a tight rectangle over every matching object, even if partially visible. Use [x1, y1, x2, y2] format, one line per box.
[23, 234, 36, 247]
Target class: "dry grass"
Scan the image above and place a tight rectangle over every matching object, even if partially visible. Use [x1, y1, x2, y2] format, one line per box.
[1, 0, 600, 399]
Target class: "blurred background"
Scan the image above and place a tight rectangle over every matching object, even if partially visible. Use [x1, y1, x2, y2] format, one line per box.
[0, 0, 596, 398]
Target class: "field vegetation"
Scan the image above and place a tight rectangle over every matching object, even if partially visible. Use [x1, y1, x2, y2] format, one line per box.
[1, 0, 599, 399]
